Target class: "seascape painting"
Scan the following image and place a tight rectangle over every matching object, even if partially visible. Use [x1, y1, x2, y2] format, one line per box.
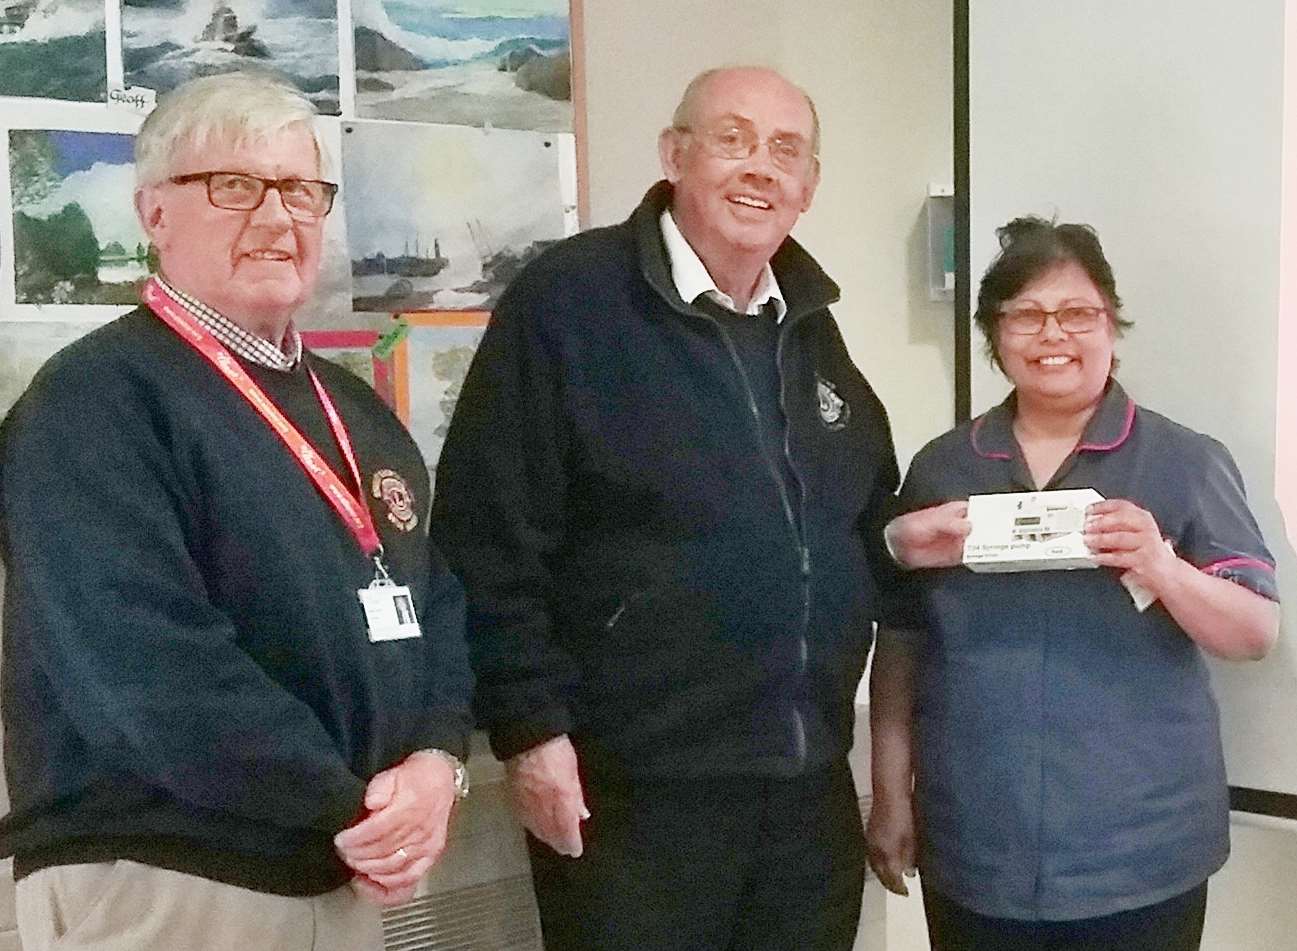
[121, 0, 341, 115]
[402, 315, 488, 487]
[343, 120, 568, 312]
[293, 117, 358, 326]
[302, 212, 358, 328]
[353, 0, 571, 131]
[8, 130, 149, 306]
[0, 0, 106, 101]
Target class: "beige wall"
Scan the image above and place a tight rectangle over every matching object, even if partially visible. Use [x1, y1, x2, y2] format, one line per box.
[582, 0, 956, 468]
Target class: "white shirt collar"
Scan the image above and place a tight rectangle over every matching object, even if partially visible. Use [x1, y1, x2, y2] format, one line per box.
[659, 209, 786, 321]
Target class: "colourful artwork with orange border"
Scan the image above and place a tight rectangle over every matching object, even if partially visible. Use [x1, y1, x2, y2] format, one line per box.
[301, 328, 401, 412]
[395, 311, 490, 488]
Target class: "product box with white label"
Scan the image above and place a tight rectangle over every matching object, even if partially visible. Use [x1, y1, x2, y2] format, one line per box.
[962, 488, 1104, 573]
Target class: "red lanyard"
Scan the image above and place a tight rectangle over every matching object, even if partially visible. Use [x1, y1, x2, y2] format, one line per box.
[143, 278, 383, 560]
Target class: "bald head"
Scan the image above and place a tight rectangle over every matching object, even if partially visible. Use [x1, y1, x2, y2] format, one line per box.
[671, 67, 820, 157]
[657, 65, 821, 307]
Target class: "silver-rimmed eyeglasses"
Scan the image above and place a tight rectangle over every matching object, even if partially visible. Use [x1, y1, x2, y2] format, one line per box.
[678, 120, 816, 175]
[169, 171, 338, 219]
[998, 305, 1107, 336]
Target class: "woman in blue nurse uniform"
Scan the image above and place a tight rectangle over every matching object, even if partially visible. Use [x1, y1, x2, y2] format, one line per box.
[867, 216, 1280, 951]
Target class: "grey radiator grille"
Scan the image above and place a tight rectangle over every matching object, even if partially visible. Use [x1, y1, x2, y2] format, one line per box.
[382, 874, 544, 951]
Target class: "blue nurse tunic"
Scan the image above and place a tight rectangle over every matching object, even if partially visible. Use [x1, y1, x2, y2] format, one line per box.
[893, 380, 1279, 921]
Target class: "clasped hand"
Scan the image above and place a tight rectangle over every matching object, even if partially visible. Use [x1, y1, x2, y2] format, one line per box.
[334, 750, 459, 907]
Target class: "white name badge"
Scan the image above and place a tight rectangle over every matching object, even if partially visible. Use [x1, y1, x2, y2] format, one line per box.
[358, 580, 422, 642]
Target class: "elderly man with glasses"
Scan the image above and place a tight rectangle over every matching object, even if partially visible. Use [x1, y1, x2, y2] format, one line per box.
[430, 65, 902, 951]
[0, 72, 474, 951]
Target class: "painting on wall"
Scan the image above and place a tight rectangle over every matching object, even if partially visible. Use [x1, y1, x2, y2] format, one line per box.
[301, 327, 399, 409]
[400, 312, 488, 487]
[0, 0, 106, 101]
[343, 120, 569, 313]
[121, 0, 341, 114]
[8, 130, 149, 307]
[352, 0, 571, 131]
[0, 320, 113, 418]
[290, 117, 358, 328]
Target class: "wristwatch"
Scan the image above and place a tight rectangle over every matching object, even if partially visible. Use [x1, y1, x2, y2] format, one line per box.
[422, 748, 470, 800]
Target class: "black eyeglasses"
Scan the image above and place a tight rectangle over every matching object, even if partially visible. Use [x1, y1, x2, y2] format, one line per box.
[998, 305, 1107, 336]
[169, 171, 338, 219]
[678, 120, 816, 175]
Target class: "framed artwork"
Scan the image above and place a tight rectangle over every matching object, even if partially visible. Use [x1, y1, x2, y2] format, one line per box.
[8, 129, 147, 307]
[294, 117, 357, 327]
[0, 0, 106, 102]
[121, 0, 341, 114]
[353, 0, 574, 132]
[301, 327, 401, 411]
[343, 120, 569, 313]
[397, 311, 490, 487]
[0, 319, 113, 418]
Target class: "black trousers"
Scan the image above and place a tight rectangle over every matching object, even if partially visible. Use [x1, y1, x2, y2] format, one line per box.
[526, 759, 867, 951]
[923, 880, 1208, 951]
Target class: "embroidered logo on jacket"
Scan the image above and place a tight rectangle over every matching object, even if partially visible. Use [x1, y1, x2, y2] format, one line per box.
[816, 376, 850, 431]
[371, 469, 418, 532]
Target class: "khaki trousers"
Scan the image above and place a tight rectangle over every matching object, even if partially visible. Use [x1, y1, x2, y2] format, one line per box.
[15, 861, 384, 951]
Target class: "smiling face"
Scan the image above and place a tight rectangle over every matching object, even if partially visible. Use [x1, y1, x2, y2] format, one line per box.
[996, 260, 1116, 415]
[135, 122, 324, 341]
[659, 68, 819, 280]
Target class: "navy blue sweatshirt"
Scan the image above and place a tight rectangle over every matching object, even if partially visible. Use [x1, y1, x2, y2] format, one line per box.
[0, 307, 474, 895]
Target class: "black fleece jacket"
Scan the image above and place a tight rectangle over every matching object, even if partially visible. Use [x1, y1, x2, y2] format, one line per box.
[431, 182, 900, 778]
[0, 308, 473, 895]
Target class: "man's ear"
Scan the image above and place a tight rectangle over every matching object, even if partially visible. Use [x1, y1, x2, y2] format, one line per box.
[658, 127, 686, 184]
[134, 185, 168, 249]
[800, 157, 821, 213]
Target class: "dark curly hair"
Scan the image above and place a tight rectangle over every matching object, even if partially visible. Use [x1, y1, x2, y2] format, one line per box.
[974, 216, 1133, 372]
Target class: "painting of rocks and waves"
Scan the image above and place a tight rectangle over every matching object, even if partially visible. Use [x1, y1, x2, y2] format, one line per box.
[353, 0, 572, 131]
[0, 0, 107, 101]
[343, 119, 569, 312]
[121, 0, 340, 115]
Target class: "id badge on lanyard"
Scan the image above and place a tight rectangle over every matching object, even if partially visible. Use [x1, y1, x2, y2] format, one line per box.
[358, 562, 422, 642]
[145, 278, 423, 643]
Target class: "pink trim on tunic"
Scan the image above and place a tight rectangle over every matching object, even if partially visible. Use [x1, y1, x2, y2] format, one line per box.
[1201, 557, 1276, 576]
[969, 416, 1012, 460]
[1077, 398, 1136, 452]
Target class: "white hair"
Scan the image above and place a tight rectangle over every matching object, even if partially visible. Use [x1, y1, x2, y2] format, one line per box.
[134, 71, 331, 187]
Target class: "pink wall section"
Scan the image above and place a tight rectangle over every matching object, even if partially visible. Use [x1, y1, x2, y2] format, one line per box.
[1278, 0, 1297, 549]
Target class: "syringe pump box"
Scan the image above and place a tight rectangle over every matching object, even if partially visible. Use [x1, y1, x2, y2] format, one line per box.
[962, 488, 1103, 573]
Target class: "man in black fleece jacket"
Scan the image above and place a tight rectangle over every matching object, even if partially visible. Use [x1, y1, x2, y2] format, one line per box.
[431, 66, 901, 951]
[0, 73, 472, 951]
